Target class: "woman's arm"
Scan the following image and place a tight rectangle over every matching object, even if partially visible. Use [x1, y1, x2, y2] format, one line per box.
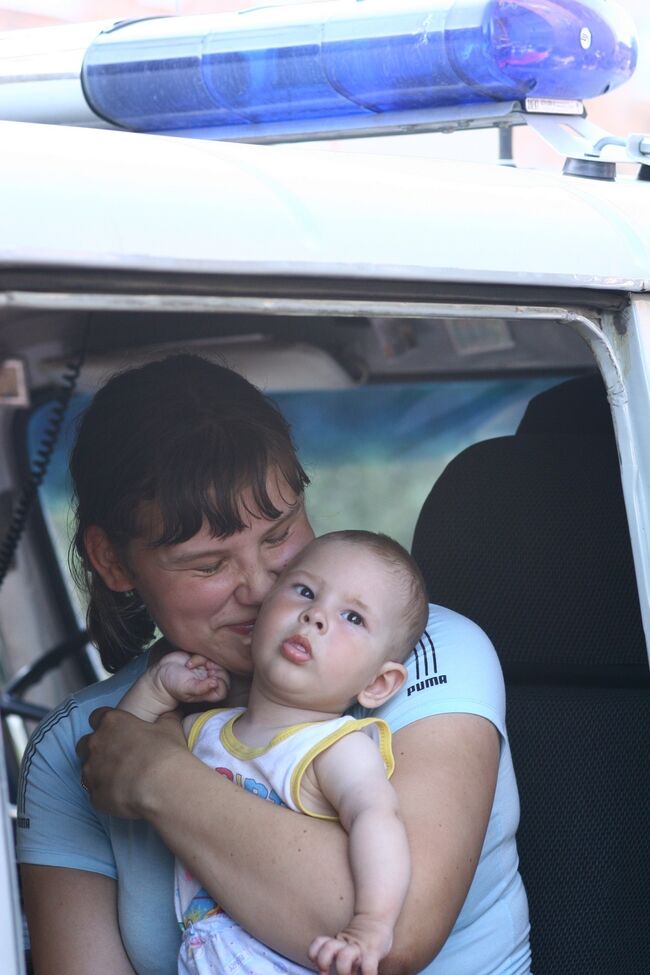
[382, 713, 499, 972]
[21, 865, 137, 975]
[78, 708, 499, 974]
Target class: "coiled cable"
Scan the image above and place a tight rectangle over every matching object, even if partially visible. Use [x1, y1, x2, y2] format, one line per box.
[0, 320, 90, 590]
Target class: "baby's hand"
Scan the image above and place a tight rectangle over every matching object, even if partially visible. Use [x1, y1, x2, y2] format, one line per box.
[308, 916, 393, 975]
[151, 651, 230, 705]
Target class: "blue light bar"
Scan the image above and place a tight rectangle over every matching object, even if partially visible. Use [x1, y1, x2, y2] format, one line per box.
[80, 0, 638, 135]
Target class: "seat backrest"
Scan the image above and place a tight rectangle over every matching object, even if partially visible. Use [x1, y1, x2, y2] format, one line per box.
[412, 374, 650, 974]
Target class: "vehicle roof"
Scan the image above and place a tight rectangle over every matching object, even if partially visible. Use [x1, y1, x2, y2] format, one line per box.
[1, 120, 649, 293]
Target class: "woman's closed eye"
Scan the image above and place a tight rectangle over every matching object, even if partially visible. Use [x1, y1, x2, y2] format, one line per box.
[194, 561, 225, 576]
[265, 525, 291, 547]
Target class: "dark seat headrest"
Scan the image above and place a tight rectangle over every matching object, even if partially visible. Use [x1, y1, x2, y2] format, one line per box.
[412, 429, 647, 684]
[517, 372, 614, 438]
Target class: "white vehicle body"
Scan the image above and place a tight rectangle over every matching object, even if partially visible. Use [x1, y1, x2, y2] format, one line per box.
[2, 120, 649, 633]
[0, 7, 649, 973]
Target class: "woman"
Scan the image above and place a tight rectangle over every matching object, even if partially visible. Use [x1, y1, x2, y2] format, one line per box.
[17, 354, 530, 975]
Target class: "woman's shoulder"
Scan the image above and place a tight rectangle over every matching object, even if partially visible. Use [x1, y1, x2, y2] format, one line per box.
[424, 601, 497, 649]
[73, 653, 150, 707]
[355, 604, 506, 735]
[421, 600, 503, 683]
[17, 654, 155, 878]
[27, 653, 150, 753]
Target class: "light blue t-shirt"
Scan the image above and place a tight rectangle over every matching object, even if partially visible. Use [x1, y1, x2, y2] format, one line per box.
[17, 605, 530, 975]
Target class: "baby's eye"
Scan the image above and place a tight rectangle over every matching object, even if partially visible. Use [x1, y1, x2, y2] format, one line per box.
[293, 583, 314, 600]
[343, 610, 364, 626]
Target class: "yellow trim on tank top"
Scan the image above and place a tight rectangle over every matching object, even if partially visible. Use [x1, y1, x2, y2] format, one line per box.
[218, 713, 360, 760]
[185, 708, 367, 759]
[290, 718, 394, 820]
[186, 708, 230, 752]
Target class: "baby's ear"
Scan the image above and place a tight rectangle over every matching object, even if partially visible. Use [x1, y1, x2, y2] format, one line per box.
[356, 661, 407, 709]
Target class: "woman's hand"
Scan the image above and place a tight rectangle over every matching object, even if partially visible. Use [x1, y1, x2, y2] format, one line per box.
[76, 707, 189, 819]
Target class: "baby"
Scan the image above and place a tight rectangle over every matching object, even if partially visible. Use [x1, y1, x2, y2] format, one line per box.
[119, 529, 429, 975]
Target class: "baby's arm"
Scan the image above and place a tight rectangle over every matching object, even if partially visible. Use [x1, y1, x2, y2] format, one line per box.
[118, 651, 229, 723]
[308, 732, 411, 975]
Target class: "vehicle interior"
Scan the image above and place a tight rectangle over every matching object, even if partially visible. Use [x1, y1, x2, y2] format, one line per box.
[1, 294, 649, 974]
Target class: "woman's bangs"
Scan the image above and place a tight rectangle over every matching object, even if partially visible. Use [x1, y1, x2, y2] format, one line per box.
[150, 434, 308, 546]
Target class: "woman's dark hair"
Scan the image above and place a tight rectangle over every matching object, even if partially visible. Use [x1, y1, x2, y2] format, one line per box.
[70, 354, 309, 672]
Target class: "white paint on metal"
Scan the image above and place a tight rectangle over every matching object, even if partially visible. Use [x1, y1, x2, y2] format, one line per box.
[1, 122, 649, 292]
[0, 23, 112, 125]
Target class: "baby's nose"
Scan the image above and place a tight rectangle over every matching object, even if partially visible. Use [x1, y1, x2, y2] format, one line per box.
[300, 607, 326, 631]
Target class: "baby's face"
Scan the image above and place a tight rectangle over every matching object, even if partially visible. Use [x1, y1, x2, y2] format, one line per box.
[251, 538, 403, 712]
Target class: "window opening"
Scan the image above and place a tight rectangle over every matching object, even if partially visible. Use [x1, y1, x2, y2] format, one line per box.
[29, 373, 568, 629]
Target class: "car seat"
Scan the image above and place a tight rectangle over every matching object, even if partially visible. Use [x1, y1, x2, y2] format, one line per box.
[411, 373, 650, 974]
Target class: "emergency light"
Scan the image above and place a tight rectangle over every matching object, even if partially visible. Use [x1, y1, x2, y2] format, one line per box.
[79, 0, 637, 136]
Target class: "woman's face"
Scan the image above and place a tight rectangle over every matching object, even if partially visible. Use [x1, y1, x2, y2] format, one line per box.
[104, 475, 314, 676]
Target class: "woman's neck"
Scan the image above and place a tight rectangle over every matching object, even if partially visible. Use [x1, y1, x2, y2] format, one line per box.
[225, 672, 254, 709]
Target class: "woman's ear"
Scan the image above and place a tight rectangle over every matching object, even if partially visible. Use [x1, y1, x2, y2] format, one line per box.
[84, 525, 135, 593]
[356, 661, 408, 710]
